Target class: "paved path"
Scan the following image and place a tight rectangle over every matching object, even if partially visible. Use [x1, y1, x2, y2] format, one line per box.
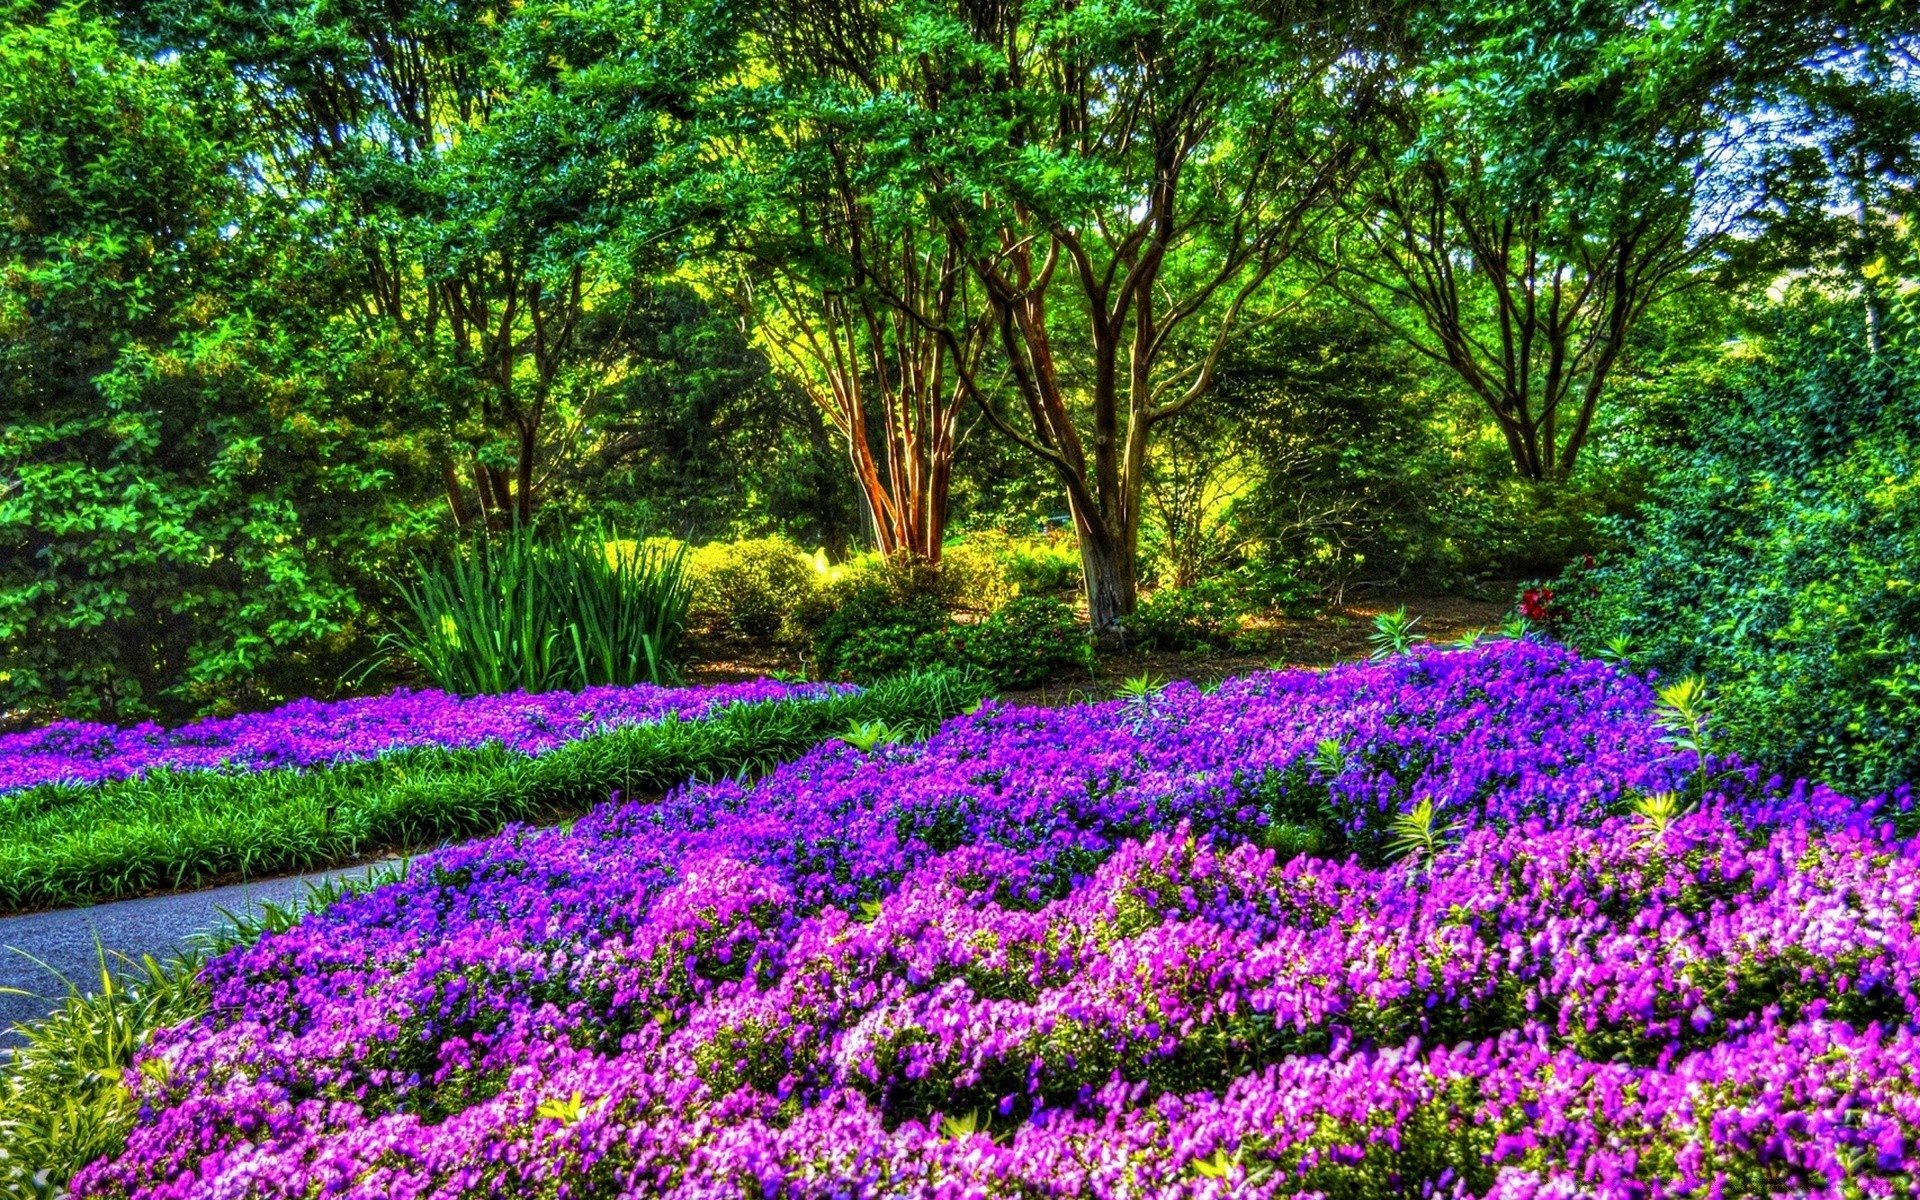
[0, 862, 402, 1042]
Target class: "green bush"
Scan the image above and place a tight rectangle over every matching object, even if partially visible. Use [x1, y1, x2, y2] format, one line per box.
[809, 584, 956, 682]
[807, 579, 1088, 689]
[1000, 534, 1083, 594]
[0, 670, 985, 912]
[386, 526, 691, 694]
[957, 596, 1092, 689]
[1128, 579, 1250, 651]
[686, 536, 821, 637]
[933, 537, 1018, 613]
[1558, 288, 1920, 797]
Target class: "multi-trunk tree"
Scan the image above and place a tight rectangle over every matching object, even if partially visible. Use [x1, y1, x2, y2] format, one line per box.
[706, 8, 991, 565]
[767, 0, 1378, 635]
[1326, 0, 1920, 483]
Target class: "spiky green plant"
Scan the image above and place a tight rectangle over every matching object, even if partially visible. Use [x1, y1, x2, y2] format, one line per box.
[1595, 633, 1637, 668]
[1387, 798, 1461, 864]
[1653, 675, 1714, 794]
[838, 719, 901, 753]
[1630, 790, 1690, 844]
[1309, 738, 1349, 779]
[384, 524, 691, 695]
[1368, 608, 1425, 659]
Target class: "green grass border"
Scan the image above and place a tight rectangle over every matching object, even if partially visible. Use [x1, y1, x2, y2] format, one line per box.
[0, 670, 986, 913]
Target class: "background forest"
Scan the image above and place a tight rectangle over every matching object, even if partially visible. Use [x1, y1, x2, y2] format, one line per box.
[3, 0, 1918, 795]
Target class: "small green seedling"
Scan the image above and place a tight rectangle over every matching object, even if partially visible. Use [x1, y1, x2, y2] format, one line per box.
[536, 1090, 591, 1124]
[940, 1109, 986, 1141]
[1452, 627, 1489, 650]
[1631, 790, 1689, 844]
[1653, 675, 1713, 793]
[1309, 738, 1349, 779]
[1595, 633, 1636, 668]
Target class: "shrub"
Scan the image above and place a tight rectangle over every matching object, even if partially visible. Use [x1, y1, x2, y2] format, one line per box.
[1000, 533, 1083, 594]
[808, 583, 956, 682]
[1127, 578, 1249, 651]
[933, 536, 1018, 613]
[1558, 288, 1920, 796]
[807, 580, 1088, 689]
[386, 526, 691, 694]
[958, 595, 1091, 688]
[685, 537, 821, 637]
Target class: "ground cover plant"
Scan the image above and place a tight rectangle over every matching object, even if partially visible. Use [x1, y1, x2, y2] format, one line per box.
[54, 641, 1920, 1198]
[0, 672, 980, 912]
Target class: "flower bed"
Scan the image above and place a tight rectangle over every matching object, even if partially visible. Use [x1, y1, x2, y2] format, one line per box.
[0, 680, 846, 794]
[0, 673, 974, 912]
[75, 644, 1918, 1197]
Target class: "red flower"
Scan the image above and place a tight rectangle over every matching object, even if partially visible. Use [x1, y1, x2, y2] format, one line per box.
[1521, 587, 1554, 623]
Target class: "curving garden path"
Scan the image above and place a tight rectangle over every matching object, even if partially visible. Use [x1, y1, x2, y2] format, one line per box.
[0, 862, 399, 1043]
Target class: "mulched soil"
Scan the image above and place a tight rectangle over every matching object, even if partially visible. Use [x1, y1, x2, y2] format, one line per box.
[681, 590, 1513, 707]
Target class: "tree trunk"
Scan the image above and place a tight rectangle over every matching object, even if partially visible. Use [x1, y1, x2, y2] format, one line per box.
[1071, 505, 1134, 647]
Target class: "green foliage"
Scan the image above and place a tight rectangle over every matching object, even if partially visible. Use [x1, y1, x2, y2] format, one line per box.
[995, 535, 1083, 595]
[806, 580, 1086, 690]
[837, 720, 903, 753]
[1629, 790, 1690, 844]
[685, 537, 821, 638]
[384, 527, 691, 695]
[1560, 288, 1920, 796]
[1652, 676, 1716, 795]
[1128, 581, 1249, 652]
[1368, 608, 1427, 660]
[808, 584, 956, 683]
[0, 3, 436, 722]
[1115, 674, 1168, 704]
[0, 671, 983, 912]
[960, 597, 1092, 690]
[1386, 798, 1460, 864]
[930, 539, 1019, 615]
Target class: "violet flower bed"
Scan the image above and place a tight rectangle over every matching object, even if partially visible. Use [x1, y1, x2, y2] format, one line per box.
[77, 643, 1919, 1198]
[0, 680, 846, 794]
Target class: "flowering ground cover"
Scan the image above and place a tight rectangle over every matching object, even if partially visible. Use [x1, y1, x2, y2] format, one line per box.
[0, 680, 845, 795]
[66, 642, 1919, 1197]
[0, 672, 977, 912]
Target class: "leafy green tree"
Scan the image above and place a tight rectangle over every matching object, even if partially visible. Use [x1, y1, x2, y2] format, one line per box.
[1326, 0, 1920, 483]
[745, 0, 1378, 638]
[699, 7, 993, 565]
[132, 0, 734, 527]
[1561, 274, 1920, 796]
[0, 2, 434, 719]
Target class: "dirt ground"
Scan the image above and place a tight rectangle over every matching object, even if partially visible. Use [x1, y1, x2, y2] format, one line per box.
[681, 591, 1512, 705]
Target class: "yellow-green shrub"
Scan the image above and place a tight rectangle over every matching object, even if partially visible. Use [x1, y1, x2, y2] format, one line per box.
[686, 537, 822, 637]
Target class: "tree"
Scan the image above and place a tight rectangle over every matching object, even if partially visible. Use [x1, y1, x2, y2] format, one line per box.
[134, 0, 732, 526]
[780, 0, 1374, 637]
[1327, 0, 1920, 483]
[702, 15, 992, 564]
[0, 2, 434, 718]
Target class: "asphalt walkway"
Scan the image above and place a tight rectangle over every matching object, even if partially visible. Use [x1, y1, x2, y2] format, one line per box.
[0, 862, 401, 1043]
